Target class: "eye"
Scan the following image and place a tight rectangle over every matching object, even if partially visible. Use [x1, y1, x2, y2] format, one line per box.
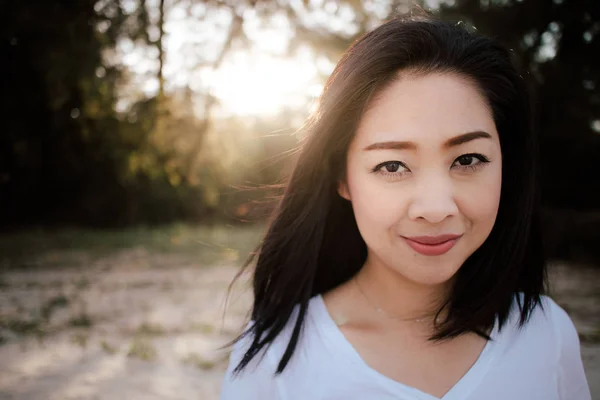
[382, 162, 402, 172]
[372, 161, 410, 176]
[451, 153, 489, 170]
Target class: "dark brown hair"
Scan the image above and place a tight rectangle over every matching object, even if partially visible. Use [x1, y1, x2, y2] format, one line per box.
[231, 14, 546, 375]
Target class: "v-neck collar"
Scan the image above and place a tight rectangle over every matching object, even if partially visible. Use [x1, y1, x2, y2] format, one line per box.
[312, 294, 503, 400]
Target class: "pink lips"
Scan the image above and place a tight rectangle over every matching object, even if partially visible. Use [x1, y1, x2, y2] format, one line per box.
[402, 234, 462, 256]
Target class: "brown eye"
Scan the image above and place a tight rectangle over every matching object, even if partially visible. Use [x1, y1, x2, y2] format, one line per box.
[456, 155, 475, 166]
[384, 162, 402, 172]
[372, 160, 410, 176]
[451, 153, 490, 170]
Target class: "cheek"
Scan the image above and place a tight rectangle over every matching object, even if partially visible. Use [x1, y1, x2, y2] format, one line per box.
[460, 167, 502, 229]
[345, 168, 404, 231]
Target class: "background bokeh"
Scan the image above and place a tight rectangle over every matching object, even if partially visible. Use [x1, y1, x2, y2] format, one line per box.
[1, 1, 599, 399]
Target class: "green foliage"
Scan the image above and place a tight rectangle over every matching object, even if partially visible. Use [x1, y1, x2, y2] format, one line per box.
[0, 0, 219, 227]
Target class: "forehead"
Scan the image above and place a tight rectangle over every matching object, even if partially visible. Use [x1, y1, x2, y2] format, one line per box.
[354, 72, 499, 147]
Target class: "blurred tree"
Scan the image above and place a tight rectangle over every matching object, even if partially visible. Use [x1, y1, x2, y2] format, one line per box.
[0, 0, 253, 227]
[2, 0, 598, 230]
[0, 0, 125, 227]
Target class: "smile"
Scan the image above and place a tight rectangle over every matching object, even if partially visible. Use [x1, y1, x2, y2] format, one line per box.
[401, 234, 462, 256]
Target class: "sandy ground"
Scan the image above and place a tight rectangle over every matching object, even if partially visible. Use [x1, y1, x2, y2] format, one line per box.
[0, 249, 598, 400]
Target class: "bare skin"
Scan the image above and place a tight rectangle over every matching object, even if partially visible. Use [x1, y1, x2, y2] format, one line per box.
[323, 276, 489, 399]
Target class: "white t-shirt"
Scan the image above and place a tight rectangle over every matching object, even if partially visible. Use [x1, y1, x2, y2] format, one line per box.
[220, 294, 591, 400]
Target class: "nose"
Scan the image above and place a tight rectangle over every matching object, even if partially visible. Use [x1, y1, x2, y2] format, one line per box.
[407, 170, 459, 224]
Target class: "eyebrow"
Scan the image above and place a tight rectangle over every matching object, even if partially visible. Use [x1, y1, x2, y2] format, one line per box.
[363, 131, 493, 151]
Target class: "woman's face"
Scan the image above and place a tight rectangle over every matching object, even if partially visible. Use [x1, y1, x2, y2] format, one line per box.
[339, 72, 502, 286]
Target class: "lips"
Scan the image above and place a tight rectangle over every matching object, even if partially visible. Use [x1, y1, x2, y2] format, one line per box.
[401, 234, 462, 256]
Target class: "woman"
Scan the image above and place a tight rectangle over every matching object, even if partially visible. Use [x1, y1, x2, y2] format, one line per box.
[220, 14, 591, 400]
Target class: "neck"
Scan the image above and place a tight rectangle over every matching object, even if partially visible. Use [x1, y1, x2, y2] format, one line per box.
[356, 255, 452, 321]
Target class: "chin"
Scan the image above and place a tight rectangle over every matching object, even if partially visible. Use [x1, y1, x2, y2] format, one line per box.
[397, 260, 463, 287]
[408, 272, 457, 287]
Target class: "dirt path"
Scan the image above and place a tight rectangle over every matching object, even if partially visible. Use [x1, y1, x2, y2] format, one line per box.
[0, 249, 251, 400]
[0, 251, 598, 399]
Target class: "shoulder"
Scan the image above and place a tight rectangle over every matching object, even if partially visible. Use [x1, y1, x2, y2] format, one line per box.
[495, 294, 578, 364]
[507, 294, 572, 332]
[535, 295, 584, 364]
[515, 295, 589, 396]
[534, 295, 591, 399]
[220, 325, 281, 400]
[510, 294, 577, 348]
[541, 295, 578, 342]
[530, 295, 579, 350]
[220, 296, 324, 400]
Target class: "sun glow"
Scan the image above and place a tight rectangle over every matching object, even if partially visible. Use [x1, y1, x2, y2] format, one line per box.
[203, 49, 322, 117]
[119, 5, 332, 118]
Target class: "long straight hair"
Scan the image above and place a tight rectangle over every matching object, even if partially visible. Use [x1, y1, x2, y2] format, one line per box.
[230, 14, 546, 375]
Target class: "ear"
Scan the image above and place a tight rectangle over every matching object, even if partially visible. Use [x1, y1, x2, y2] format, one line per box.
[337, 181, 351, 201]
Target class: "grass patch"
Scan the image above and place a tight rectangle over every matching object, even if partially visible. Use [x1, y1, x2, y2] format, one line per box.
[69, 313, 93, 328]
[0, 318, 43, 336]
[127, 337, 157, 361]
[135, 322, 166, 336]
[127, 281, 154, 289]
[100, 340, 118, 354]
[40, 294, 70, 321]
[70, 332, 89, 348]
[182, 353, 218, 370]
[190, 322, 215, 335]
[74, 277, 90, 290]
[0, 223, 265, 269]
